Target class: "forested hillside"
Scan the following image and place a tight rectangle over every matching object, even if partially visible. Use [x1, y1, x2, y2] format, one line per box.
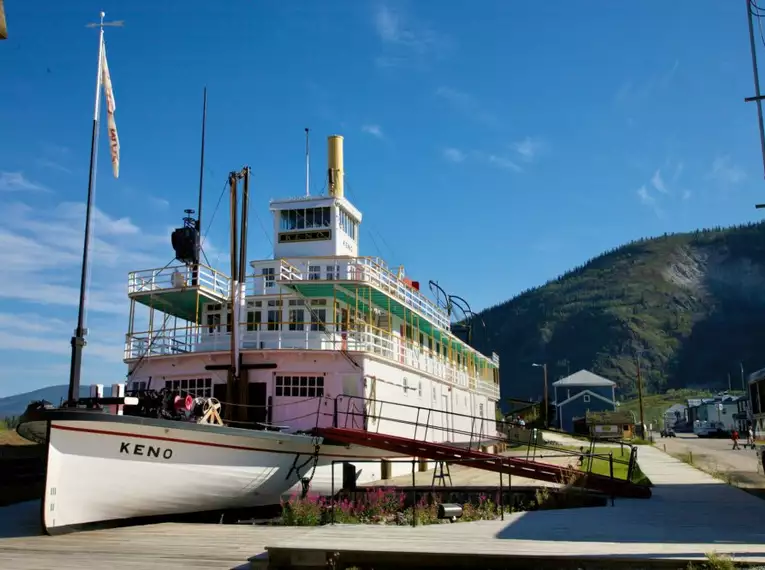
[471, 222, 765, 401]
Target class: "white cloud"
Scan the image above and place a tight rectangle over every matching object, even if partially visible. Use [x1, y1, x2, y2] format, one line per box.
[36, 158, 73, 174]
[486, 154, 522, 172]
[373, 5, 448, 67]
[0, 312, 123, 361]
[0, 172, 49, 192]
[636, 185, 664, 217]
[615, 59, 680, 106]
[148, 195, 170, 209]
[651, 169, 667, 193]
[361, 124, 384, 139]
[709, 155, 746, 186]
[512, 137, 545, 163]
[0, 199, 169, 314]
[637, 185, 655, 206]
[442, 148, 466, 163]
[435, 86, 497, 126]
[440, 147, 523, 172]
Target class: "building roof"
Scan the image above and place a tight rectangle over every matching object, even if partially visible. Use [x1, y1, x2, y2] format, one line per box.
[552, 369, 616, 388]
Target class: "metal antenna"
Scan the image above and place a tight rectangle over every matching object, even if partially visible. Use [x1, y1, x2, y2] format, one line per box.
[85, 11, 124, 29]
[305, 128, 311, 197]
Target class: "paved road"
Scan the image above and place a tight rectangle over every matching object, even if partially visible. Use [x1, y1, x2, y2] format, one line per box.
[653, 431, 765, 490]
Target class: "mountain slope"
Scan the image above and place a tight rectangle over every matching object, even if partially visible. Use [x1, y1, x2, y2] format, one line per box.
[0, 385, 91, 419]
[472, 222, 765, 401]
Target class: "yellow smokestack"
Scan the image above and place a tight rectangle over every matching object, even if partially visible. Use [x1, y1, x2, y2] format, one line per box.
[327, 135, 344, 199]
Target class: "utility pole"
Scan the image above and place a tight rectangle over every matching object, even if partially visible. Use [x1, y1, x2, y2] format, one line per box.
[745, 0, 765, 188]
[532, 363, 549, 428]
[741, 362, 746, 391]
[635, 351, 645, 438]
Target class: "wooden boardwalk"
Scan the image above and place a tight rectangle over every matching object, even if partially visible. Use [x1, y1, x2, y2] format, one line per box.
[1, 446, 764, 569]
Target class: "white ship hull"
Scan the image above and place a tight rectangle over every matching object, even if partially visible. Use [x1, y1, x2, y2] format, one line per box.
[29, 411, 400, 534]
[38, 414, 320, 534]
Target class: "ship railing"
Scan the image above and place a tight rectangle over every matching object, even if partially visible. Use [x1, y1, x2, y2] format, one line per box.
[123, 323, 499, 399]
[252, 256, 451, 331]
[127, 263, 230, 298]
[322, 393, 638, 481]
[327, 393, 501, 452]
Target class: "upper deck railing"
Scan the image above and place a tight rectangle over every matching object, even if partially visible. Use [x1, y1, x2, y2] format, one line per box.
[128, 264, 229, 298]
[124, 321, 500, 400]
[250, 256, 451, 331]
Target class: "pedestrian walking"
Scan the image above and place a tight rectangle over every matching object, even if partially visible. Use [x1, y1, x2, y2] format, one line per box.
[732, 429, 740, 450]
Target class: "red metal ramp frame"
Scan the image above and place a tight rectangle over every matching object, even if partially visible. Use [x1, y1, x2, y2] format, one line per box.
[313, 426, 652, 499]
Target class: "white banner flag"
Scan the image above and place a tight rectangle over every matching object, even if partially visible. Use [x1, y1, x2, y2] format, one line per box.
[100, 42, 120, 178]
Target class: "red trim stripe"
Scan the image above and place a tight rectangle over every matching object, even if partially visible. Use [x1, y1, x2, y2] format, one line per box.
[50, 424, 400, 460]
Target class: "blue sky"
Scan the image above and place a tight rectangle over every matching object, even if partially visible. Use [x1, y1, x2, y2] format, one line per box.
[0, 0, 763, 397]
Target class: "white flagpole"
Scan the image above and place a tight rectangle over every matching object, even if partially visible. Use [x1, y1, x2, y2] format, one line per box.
[67, 11, 123, 405]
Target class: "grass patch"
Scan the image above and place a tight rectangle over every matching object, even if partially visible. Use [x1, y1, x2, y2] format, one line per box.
[558, 444, 652, 486]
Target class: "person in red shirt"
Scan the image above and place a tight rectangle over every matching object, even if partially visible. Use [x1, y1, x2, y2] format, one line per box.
[732, 429, 740, 450]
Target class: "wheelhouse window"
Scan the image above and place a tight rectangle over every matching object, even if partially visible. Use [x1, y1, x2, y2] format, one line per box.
[275, 375, 324, 397]
[309, 265, 321, 280]
[338, 207, 358, 240]
[279, 207, 331, 231]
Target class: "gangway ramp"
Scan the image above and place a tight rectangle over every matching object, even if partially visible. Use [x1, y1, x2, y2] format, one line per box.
[313, 427, 652, 499]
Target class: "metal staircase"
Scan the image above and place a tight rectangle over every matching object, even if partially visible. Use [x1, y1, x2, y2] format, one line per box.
[315, 395, 652, 500]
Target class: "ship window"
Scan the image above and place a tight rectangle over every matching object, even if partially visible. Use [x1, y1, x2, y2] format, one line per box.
[311, 308, 326, 331]
[164, 378, 212, 398]
[206, 312, 221, 334]
[289, 309, 305, 331]
[288, 299, 305, 306]
[246, 310, 261, 332]
[326, 265, 337, 280]
[309, 265, 320, 280]
[263, 267, 275, 288]
[338, 208, 357, 240]
[274, 375, 324, 398]
[267, 310, 280, 331]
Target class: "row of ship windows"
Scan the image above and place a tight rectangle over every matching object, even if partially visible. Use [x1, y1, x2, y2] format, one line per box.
[203, 302, 487, 370]
[129, 377, 483, 413]
[129, 376, 324, 399]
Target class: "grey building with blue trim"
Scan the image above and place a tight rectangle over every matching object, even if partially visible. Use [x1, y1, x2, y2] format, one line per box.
[553, 370, 617, 433]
